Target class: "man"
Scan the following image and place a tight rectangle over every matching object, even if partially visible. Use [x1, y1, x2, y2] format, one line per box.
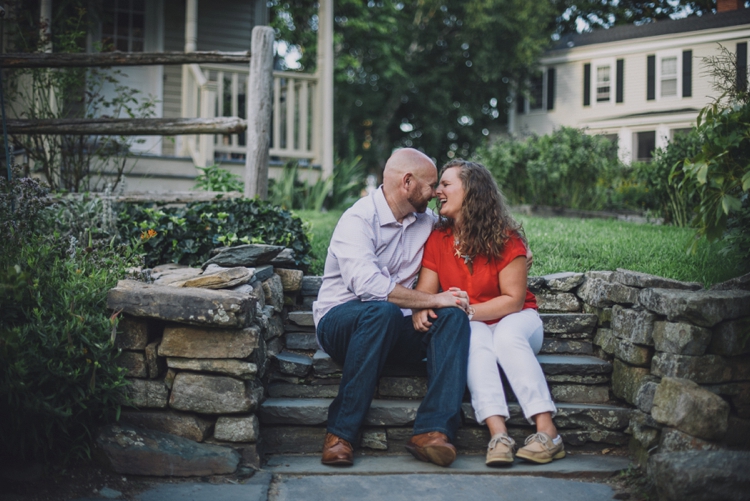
[312, 148, 471, 468]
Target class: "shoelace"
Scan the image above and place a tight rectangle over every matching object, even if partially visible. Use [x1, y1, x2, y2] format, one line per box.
[524, 433, 553, 450]
[488, 434, 515, 452]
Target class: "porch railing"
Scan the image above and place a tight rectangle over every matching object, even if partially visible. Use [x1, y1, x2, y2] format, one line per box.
[181, 64, 319, 167]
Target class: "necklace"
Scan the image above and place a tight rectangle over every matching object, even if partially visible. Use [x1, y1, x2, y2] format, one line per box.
[454, 237, 474, 273]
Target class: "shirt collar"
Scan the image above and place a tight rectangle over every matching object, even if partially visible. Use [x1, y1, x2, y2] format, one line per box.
[374, 186, 416, 227]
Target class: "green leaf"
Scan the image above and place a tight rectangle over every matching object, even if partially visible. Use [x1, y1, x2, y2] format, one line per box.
[695, 162, 708, 185]
[742, 170, 750, 192]
[721, 194, 742, 214]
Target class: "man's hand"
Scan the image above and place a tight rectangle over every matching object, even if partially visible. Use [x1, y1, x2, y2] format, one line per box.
[412, 308, 437, 332]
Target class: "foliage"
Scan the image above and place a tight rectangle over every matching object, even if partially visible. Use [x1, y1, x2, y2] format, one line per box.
[117, 198, 312, 270]
[330, 155, 367, 210]
[479, 127, 622, 210]
[193, 164, 243, 193]
[0, 174, 139, 462]
[271, 0, 555, 169]
[295, 209, 345, 276]
[552, 0, 718, 36]
[5, 4, 156, 192]
[638, 129, 703, 226]
[680, 45, 750, 261]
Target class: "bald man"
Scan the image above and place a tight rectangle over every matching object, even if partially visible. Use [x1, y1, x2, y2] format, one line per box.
[313, 148, 471, 468]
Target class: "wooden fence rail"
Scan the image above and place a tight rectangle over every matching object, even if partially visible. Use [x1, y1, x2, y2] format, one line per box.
[0, 51, 251, 69]
[6, 117, 247, 136]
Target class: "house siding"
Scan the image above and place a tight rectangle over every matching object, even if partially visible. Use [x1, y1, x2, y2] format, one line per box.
[514, 23, 750, 162]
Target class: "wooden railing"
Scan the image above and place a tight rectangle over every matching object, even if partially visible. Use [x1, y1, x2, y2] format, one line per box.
[182, 65, 319, 166]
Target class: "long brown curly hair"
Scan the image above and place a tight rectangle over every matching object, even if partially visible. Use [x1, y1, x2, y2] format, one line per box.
[436, 159, 526, 260]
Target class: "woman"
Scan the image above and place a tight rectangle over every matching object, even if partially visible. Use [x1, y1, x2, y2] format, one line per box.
[412, 159, 564, 466]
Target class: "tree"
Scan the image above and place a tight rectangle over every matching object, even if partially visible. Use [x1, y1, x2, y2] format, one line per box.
[552, 0, 719, 36]
[270, 0, 554, 170]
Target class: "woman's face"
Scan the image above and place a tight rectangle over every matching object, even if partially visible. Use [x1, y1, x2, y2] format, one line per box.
[436, 167, 465, 223]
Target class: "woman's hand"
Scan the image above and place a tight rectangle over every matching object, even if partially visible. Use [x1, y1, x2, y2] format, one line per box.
[412, 308, 438, 332]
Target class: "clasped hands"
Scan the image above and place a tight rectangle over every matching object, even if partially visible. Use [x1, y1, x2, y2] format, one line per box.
[412, 286, 470, 332]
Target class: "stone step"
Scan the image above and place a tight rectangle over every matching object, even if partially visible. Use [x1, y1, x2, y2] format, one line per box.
[262, 453, 630, 479]
[258, 398, 631, 430]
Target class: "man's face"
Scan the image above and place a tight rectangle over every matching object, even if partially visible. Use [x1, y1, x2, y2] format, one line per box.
[406, 171, 438, 213]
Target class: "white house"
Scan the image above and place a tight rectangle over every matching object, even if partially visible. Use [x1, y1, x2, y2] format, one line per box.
[510, 2, 750, 163]
[9, 0, 334, 192]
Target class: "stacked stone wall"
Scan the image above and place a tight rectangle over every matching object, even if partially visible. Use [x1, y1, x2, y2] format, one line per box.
[101, 247, 750, 475]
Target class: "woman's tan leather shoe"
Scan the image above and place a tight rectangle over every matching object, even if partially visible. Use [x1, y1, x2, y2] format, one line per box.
[321, 432, 354, 466]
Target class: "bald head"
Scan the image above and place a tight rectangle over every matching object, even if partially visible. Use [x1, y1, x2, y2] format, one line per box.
[383, 148, 436, 190]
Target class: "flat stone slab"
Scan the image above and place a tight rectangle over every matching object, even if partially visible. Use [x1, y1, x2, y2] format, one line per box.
[107, 280, 254, 328]
[288, 311, 315, 326]
[166, 358, 258, 379]
[649, 450, 750, 501]
[638, 288, 750, 327]
[540, 314, 598, 335]
[95, 423, 239, 477]
[538, 355, 612, 376]
[130, 474, 272, 501]
[612, 269, 702, 290]
[263, 453, 630, 479]
[203, 244, 285, 268]
[259, 398, 419, 426]
[120, 410, 213, 442]
[159, 325, 259, 359]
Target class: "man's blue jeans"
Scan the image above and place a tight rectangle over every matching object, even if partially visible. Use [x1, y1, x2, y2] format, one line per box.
[317, 300, 470, 444]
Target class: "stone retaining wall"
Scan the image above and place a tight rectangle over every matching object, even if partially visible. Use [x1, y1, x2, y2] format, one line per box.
[100, 243, 750, 476]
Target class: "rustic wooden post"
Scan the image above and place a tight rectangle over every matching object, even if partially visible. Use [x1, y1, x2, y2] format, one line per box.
[244, 26, 274, 199]
[316, 0, 334, 180]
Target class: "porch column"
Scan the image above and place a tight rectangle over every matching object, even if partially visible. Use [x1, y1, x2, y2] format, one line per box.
[179, 0, 198, 156]
[316, 0, 334, 179]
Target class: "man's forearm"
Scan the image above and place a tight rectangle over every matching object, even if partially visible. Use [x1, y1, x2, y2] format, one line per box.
[387, 284, 467, 311]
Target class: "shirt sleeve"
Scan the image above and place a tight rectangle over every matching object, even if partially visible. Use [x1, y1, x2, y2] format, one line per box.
[497, 233, 528, 270]
[421, 231, 440, 273]
[330, 213, 396, 302]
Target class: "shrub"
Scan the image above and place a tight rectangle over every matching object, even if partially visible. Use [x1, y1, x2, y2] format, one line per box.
[193, 164, 243, 192]
[479, 127, 622, 210]
[117, 198, 312, 270]
[0, 174, 140, 462]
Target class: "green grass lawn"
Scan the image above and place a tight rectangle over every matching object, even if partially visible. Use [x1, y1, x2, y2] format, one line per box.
[295, 209, 747, 286]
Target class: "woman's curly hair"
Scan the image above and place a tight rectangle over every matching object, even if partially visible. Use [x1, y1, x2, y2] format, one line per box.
[436, 159, 525, 260]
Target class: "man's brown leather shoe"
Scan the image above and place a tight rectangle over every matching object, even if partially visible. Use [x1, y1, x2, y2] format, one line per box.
[321, 432, 354, 466]
[405, 431, 457, 467]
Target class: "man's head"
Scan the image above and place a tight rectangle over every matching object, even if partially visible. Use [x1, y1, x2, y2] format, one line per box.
[382, 148, 437, 216]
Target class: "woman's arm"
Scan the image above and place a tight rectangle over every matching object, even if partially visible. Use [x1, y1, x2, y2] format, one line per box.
[470, 256, 528, 323]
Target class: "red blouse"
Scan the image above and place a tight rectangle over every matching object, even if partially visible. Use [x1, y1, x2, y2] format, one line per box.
[421, 228, 537, 324]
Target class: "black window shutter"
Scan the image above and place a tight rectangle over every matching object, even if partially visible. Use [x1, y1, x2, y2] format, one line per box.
[738, 42, 748, 93]
[616, 59, 624, 103]
[683, 50, 692, 98]
[583, 63, 591, 106]
[547, 67, 556, 111]
[516, 94, 525, 114]
[647, 55, 656, 101]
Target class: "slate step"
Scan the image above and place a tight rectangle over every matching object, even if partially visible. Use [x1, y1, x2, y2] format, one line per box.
[258, 399, 631, 430]
[262, 453, 631, 478]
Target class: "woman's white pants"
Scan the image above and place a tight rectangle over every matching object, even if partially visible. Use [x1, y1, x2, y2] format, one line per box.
[467, 308, 557, 425]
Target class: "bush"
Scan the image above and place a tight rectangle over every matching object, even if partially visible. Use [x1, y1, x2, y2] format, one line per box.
[479, 127, 622, 210]
[0, 174, 140, 462]
[193, 164, 243, 192]
[117, 198, 312, 270]
[637, 129, 702, 226]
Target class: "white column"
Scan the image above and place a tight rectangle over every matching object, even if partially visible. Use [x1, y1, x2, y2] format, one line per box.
[179, 0, 198, 156]
[617, 127, 633, 164]
[316, 0, 334, 179]
[655, 124, 671, 151]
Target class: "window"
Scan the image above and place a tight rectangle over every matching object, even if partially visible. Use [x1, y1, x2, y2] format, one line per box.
[529, 72, 544, 110]
[596, 65, 611, 102]
[102, 0, 146, 52]
[661, 56, 678, 97]
[635, 131, 656, 162]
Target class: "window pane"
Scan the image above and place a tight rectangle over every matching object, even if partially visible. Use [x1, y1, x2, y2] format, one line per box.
[131, 39, 144, 52]
[637, 131, 656, 162]
[662, 78, 677, 97]
[132, 0, 146, 12]
[116, 37, 128, 52]
[116, 11, 129, 38]
[661, 57, 677, 77]
[597, 65, 610, 102]
[529, 73, 544, 110]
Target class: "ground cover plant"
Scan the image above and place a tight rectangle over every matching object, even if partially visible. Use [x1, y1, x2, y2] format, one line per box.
[118, 198, 313, 270]
[297, 209, 747, 285]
